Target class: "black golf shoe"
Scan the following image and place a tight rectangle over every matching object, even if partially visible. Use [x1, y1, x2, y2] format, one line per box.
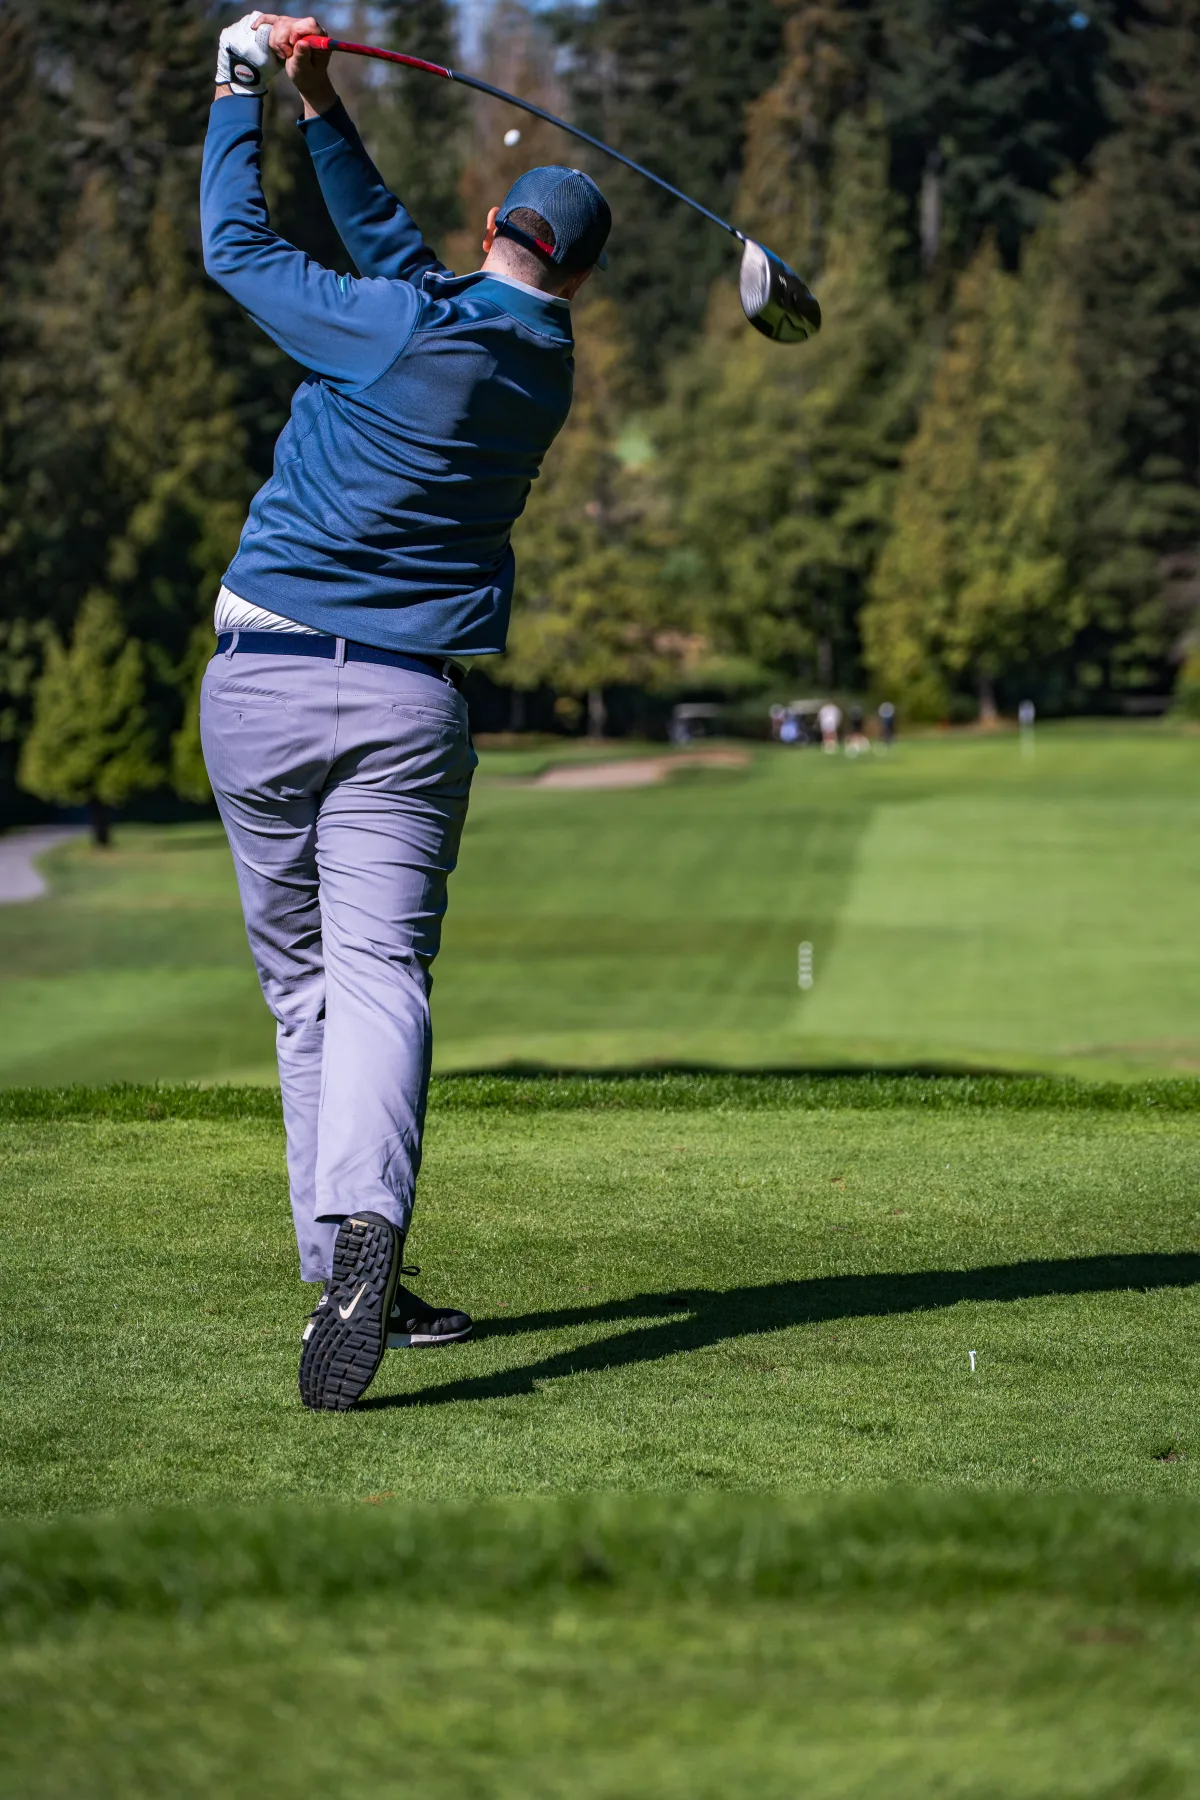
[388, 1274, 473, 1348]
[299, 1212, 401, 1411]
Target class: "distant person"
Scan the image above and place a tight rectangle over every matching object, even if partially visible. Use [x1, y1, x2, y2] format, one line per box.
[878, 700, 896, 748]
[818, 700, 842, 753]
[846, 702, 870, 756]
[1018, 699, 1036, 730]
[779, 712, 800, 745]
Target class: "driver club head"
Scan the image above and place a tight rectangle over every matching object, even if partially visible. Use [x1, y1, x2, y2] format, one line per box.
[738, 239, 821, 344]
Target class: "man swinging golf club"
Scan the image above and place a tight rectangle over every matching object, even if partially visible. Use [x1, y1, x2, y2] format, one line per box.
[201, 13, 610, 1410]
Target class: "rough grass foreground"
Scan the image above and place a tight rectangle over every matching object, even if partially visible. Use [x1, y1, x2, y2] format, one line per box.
[1, 1491, 1199, 1796]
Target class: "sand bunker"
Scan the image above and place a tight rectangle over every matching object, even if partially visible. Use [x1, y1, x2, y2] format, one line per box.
[532, 749, 750, 790]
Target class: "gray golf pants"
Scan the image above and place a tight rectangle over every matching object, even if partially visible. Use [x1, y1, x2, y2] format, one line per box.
[200, 642, 476, 1283]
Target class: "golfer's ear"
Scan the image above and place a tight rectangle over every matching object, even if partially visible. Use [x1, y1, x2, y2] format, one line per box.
[482, 206, 500, 255]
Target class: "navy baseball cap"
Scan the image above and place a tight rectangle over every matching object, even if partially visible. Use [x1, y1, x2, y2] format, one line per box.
[496, 165, 611, 272]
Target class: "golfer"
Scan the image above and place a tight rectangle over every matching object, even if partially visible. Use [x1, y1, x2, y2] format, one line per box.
[200, 14, 610, 1410]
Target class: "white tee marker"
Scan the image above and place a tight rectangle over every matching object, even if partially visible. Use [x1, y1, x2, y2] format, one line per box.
[798, 941, 814, 990]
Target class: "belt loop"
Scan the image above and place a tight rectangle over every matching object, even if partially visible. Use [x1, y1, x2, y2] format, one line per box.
[334, 637, 347, 668]
[224, 629, 240, 661]
[441, 658, 455, 688]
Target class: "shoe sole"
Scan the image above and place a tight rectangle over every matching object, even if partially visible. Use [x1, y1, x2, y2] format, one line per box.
[299, 1214, 401, 1412]
[387, 1323, 474, 1349]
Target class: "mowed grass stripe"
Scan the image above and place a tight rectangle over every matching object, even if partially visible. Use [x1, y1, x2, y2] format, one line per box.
[3, 725, 1200, 1085]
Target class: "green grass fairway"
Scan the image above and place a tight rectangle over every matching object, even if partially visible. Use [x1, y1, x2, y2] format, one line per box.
[4, 1081, 1198, 1515]
[2, 1492, 1198, 1797]
[2, 723, 1199, 1085]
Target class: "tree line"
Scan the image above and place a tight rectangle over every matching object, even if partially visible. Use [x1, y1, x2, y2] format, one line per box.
[3, 0, 1200, 830]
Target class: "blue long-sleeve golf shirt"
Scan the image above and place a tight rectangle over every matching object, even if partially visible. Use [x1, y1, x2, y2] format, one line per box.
[200, 96, 575, 655]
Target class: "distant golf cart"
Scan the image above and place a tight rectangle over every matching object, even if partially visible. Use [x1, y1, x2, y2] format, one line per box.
[770, 699, 825, 746]
[669, 703, 728, 746]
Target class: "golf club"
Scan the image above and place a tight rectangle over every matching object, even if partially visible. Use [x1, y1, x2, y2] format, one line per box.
[297, 34, 821, 343]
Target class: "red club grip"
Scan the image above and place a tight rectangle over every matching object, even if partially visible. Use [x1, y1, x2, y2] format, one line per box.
[295, 35, 452, 80]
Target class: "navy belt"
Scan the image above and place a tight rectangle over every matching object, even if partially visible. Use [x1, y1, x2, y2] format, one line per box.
[215, 630, 466, 693]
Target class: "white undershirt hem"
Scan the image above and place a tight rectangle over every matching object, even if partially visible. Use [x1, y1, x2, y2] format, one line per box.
[214, 585, 319, 634]
[213, 584, 476, 670]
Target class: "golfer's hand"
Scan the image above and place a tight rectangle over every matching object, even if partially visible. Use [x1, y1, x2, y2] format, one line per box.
[256, 15, 336, 114]
[214, 13, 283, 97]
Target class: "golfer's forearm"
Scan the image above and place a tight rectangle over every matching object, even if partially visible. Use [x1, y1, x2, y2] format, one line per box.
[301, 100, 444, 284]
[201, 96, 417, 384]
[202, 97, 276, 283]
[300, 79, 339, 120]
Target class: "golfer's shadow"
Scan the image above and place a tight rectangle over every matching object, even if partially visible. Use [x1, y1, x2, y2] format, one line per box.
[361, 1252, 1200, 1410]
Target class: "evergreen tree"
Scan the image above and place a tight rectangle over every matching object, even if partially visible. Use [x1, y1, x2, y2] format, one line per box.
[442, 1, 577, 277]
[361, 0, 466, 253]
[501, 295, 690, 726]
[1052, 0, 1200, 699]
[873, 0, 1136, 276]
[1173, 642, 1200, 718]
[559, 0, 785, 382]
[20, 592, 160, 843]
[0, 2, 276, 812]
[0, 10, 79, 808]
[738, 0, 880, 282]
[862, 232, 1091, 718]
[651, 109, 919, 689]
[740, 0, 1135, 288]
[0, 10, 71, 298]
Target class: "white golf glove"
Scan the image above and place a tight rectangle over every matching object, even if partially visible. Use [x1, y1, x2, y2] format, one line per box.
[215, 13, 282, 96]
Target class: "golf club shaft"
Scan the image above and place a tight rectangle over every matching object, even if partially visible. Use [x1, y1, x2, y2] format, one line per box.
[297, 36, 745, 243]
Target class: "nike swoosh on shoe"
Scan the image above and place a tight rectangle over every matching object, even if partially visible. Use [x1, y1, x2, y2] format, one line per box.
[338, 1284, 368, 1321]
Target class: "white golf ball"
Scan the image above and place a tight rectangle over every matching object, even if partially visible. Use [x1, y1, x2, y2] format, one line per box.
[504, 128, 521, 148]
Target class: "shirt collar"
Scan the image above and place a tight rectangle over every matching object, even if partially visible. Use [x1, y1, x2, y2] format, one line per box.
[421, 268, 573, 342]
[477, 269, 570, 308]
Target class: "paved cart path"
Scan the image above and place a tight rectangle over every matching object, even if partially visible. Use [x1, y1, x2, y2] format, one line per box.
[0, 827, 84, 903]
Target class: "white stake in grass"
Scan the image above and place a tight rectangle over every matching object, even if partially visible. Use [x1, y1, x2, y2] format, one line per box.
[969, 1350, 977, 1373]
[798, 941, 814, 990]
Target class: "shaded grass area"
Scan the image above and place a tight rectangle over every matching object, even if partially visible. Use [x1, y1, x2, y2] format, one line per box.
[3, 725, 1200, 1084]
[1, 1492, 1198, 1797]
[3, 1072, 1200, 1121]
[3, 1098, 1198, 1513]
